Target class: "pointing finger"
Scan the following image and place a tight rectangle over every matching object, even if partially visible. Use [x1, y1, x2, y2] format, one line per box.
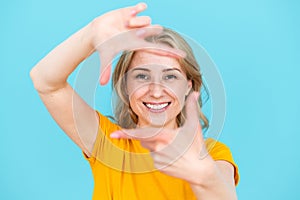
[110, 130, 133, 139]
[129, 2, 148, 16]
[110, 127, 175, 144]
[135, 26, 186, 58]
[110, 127, 161, 140]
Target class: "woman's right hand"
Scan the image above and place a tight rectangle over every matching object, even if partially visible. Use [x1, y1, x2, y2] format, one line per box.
[87, 3, 185, 85]
[90, 3, 152, 47]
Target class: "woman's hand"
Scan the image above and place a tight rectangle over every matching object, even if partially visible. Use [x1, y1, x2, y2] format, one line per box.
[110, 92, 213, 184]
[90, 2, 151, 46]
[88, 3, 186, 85]
[110, 92, 238, 199]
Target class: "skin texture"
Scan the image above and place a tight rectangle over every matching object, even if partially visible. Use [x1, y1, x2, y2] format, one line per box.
[30, 3, 237, 200]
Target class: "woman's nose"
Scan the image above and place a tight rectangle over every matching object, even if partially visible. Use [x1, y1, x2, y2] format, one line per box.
[149, 82, 164, 98]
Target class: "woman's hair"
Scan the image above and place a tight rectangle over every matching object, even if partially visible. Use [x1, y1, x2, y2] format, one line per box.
[112, 28, 209, 129]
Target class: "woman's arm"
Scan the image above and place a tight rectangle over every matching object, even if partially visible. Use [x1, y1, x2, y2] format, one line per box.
[30, 23, 98, 156]
[30, 3, 153, 156]
[189, 160, 237, 200]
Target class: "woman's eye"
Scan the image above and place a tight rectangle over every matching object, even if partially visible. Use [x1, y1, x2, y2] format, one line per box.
[164, 74, 177, 80]
[136, 74, 150, 80]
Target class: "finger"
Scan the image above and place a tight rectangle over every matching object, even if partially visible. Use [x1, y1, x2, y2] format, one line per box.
[99, 64, 111, 85]
[183, 92, 201, 130]
[110, 130, 134, 139]
[128, 16, 151, 28]
[140, 45, 186, 59]
[182, 93, 207, 158]
[110, 128, 176, 153]
[135, 25, 162, 37]
[133, 25, 186, 58]
[110, 127, 170, 142]
[98, 51, 113, 85]
[110, 129, 155, 151]
[129, 2, 148, 16]
[109, 129, 151, 140]
[134, 32, 187, 58]
[110, 128, 160, 140]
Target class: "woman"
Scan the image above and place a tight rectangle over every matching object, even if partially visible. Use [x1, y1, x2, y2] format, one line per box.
[30, 3, 239, 199]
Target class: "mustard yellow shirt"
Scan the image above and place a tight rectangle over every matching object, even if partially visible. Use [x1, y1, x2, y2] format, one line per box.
[84, 112, 239, 200]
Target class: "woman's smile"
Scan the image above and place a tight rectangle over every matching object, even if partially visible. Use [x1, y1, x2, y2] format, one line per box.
[143, 102, 171, 112]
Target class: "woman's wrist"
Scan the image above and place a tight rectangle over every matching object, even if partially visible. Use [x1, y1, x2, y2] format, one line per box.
[188, 160, 237, 200]
[81, 21, 98, 53]
[87, 16, 111, 50]
[186, 156, 218, 187]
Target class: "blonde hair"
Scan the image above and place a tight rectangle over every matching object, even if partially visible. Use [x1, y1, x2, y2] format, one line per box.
[112, 28, 209, 129]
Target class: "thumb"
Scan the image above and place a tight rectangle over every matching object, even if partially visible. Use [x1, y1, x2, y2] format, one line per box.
[99, 63, 111, 85]
[183, 91, 201, 130]
[99, 50, 112, 85]
[181, 92, 206, 157]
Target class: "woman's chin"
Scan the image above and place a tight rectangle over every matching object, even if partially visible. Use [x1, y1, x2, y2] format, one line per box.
[140, 113, 176, 129]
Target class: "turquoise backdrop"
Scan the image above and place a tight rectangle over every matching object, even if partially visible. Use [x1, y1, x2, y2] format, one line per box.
[1, 0, 299, 199]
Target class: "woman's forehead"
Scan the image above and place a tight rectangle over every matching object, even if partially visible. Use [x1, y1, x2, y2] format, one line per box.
[129, 51, 182, 70]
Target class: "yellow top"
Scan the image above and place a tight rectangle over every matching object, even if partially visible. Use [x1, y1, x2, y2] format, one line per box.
[84, 112, 239, 200]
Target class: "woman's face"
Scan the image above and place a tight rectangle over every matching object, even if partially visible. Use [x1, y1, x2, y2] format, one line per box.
[125, 51, 192, 128]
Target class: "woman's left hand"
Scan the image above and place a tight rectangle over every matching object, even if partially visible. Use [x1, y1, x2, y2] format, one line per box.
[110, 92, 214, 184]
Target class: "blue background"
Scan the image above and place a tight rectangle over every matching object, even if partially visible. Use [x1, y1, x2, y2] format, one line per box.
[1, 0, 299, 199]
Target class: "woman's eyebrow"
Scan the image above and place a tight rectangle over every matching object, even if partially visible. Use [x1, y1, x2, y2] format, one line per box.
[131, 67, 151, 72]
[131, 67, 182, 73]
[162, 68, 182, 73]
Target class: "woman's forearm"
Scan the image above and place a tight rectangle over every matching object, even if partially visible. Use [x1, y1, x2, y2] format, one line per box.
[30, 23, 94, 93]
[189, 160, 237, 200]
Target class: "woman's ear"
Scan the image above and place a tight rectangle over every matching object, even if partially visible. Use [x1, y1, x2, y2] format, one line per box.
[185, 80, 193, 96]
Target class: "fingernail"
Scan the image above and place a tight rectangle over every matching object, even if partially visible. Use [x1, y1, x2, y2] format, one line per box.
[136, 29, 146, 37]
[137, 2, 147, 9]
[110, 133, 120, 139]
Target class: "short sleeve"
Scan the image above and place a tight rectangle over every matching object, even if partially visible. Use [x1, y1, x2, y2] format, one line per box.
[205, 138, 240, 185]
[82, 111, 120, 165]
[82, 111, 154, 173]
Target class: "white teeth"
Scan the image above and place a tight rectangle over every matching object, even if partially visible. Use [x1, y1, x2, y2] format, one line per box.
[145, 103, 168, 110]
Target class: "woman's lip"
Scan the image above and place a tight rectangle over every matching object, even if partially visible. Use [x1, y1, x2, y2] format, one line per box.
[143, 102, 170, 105]
[143, 102, 171, 113]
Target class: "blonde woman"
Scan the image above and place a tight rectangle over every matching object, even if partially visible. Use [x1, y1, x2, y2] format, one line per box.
[30, 3, 239, 200]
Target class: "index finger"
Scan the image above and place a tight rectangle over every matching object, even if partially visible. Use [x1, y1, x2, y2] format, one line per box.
[129, 2, 148, 16]
[139, 48, 186, 59]
[110, 127, 161, 140]
[134, 26, 187, 58]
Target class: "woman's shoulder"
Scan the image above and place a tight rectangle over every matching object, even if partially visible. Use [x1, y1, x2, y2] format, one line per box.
[204, 138, 234, 160]
[96, 111, 121, 133]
